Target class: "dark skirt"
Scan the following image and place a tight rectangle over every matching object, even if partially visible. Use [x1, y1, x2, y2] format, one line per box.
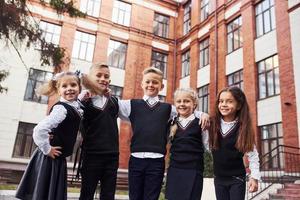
[165, 167, 203, 200]
[15, 148, 67, 200]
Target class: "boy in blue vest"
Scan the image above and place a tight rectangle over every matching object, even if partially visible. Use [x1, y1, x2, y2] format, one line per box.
[118, 67, 209, 200]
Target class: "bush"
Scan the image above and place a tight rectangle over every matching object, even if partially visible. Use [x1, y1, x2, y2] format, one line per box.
[203, 151, 214, 178]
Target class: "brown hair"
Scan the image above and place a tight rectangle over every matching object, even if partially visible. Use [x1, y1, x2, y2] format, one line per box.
[209, 86, 255, 153]
[169, 88, 198, 140]
[38, 71, 101, 97]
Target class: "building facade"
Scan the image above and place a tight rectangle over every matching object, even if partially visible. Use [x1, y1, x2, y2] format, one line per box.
[0, 0, 299, 172]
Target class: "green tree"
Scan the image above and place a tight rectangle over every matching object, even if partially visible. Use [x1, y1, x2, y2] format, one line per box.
[0, 0, 85, 67]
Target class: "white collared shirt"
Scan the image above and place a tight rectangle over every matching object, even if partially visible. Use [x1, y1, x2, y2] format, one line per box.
[91, 95, 107, 109]
[220, 118, 261, 180]
[118, 96, 204, 158]
[33, 97, 83, 155]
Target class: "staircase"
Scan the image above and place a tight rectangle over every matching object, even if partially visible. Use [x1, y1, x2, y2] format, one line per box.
[268, 183, 300, 200]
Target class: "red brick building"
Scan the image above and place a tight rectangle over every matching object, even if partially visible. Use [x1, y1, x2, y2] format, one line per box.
[0, 0, 299, 172]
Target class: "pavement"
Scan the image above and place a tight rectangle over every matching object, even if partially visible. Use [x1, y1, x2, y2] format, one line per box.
[0, 190, 129, 200]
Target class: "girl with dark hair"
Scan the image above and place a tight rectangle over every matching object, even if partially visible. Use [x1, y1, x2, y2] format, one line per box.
[210, 86, 260, 200]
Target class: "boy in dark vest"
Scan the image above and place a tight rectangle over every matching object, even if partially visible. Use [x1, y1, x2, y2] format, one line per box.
[79, 63, 119, 200]
[118, 67, 209, 200]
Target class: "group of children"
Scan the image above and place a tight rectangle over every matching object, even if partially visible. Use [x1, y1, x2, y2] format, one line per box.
[15, 64, 260, 200]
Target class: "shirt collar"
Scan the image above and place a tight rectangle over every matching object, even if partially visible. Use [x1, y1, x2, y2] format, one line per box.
[178, 113, 195, 122]
[60, 97, 81, 110]
[221, 118, 238, 125]
[143, 95, 159, 102]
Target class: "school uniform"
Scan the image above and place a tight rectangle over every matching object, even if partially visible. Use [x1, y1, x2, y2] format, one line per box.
[166, 115, 206, 200]
[117, 96, 171, 200]
[79, 95, 119, 200]
[212, 119, 261, 200]
[16, 99, 82, 200]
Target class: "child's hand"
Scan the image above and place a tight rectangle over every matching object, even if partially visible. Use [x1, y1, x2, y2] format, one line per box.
[248, 178, 258, 193]
[200, 112, 210, 130]
[104, 88, 112, 97]
[47, 146, 62, 159]
[78, 90, 92, 101]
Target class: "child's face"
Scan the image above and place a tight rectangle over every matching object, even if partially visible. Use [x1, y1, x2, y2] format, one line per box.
[218, 91, 239, 122]
[89, 67, 111, 94]
[141, 72, 164, 97]
[174, 92, 196, 118]
[58, 75, 80, 101]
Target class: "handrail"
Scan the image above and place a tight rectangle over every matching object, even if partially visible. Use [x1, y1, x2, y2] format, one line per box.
[246, 145, 300, 200]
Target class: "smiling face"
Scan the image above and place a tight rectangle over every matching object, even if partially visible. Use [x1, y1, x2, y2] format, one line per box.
[174, 91, 197, 118]
[89, 66, 111, 94]
[57, 75, 80, 101]
[141, 72, 164, 97]
[218, 91, 240, 122]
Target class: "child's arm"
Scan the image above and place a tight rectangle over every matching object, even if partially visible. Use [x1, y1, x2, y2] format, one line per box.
[246, 146, 260, 192]
[33, 105, 66, 156]
[117, 99, 131, 122]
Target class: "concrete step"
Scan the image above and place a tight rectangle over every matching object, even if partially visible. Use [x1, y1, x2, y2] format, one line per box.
[0, 190, 129, 200]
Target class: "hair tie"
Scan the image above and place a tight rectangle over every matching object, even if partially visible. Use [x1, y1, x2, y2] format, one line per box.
[52, 72, 65, 81]
[75, 70, 83, 79]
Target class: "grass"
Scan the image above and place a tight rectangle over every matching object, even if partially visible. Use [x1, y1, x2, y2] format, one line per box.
[0, 184, 17, 190]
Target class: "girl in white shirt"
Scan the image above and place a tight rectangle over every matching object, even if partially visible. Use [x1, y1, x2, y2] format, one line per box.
[16, 71, 99, 200]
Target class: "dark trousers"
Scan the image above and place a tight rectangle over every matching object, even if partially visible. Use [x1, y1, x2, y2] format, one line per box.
[128, 156, 165, 200]
[79, 154, 118, 200]
[214, 176, 246, 200]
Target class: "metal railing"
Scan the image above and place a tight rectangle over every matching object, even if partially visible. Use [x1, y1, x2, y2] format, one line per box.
[246, 145, 300, 200]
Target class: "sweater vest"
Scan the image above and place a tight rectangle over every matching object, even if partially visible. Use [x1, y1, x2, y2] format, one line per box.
[129, 99, 172, 154]
[81, 96, 119, 155]
[212, 123, 245, 177]
[50, 102, 81, 157]
[170, 118, 204, 170]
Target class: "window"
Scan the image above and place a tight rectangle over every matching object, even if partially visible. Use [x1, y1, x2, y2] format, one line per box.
[153, 13, 169, 38]
[24, 68, 52, 104]
[227, 16, 242, 53]
[112, 0, 131, 26]
[260, 123, 283, 169]
[255, 0, 276, 37]
[199, 38, 209, 68]
[200, 0, 210, 22]
[110, 85, 123, 99]
[198, 85, 209, 113]
[183, 1, 191, 35]
[107, 40, 127, 69]
[39, 21, 61, 45]
[12, 122, 37, 158]
[228, 70, 243, 90]
[151, 51, 168, 79]
[258, 55, 280, 99]
[72, 31, 95, 62]
[80, 0, 101, 17]
[181, 50, 190, 77]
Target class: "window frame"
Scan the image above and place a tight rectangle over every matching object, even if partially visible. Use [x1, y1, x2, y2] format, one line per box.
[198, 85, 209, 113]
[71, 31, 96, 62]
[199, 38, 210, 68]
[227, 16, 243, 54]
[151, 50, 168, 79]
[39, 21, 62, 46]
[183, 1, 191, 35]
[153, 13, 170, 38]
[24, 68, 52, 104]
[200, 0, 210, 22]
[257, 55, 280, 99]
[110, 85, 123, 99]
[227, 69, 244, 90]
[12, 122, 37, 158]
[112, 0, 132, 26]
[181, 50, 190, 78]
[79, 0, 102, 17]
[255, 0, 276, 37]
[107, 39, 128, 69]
